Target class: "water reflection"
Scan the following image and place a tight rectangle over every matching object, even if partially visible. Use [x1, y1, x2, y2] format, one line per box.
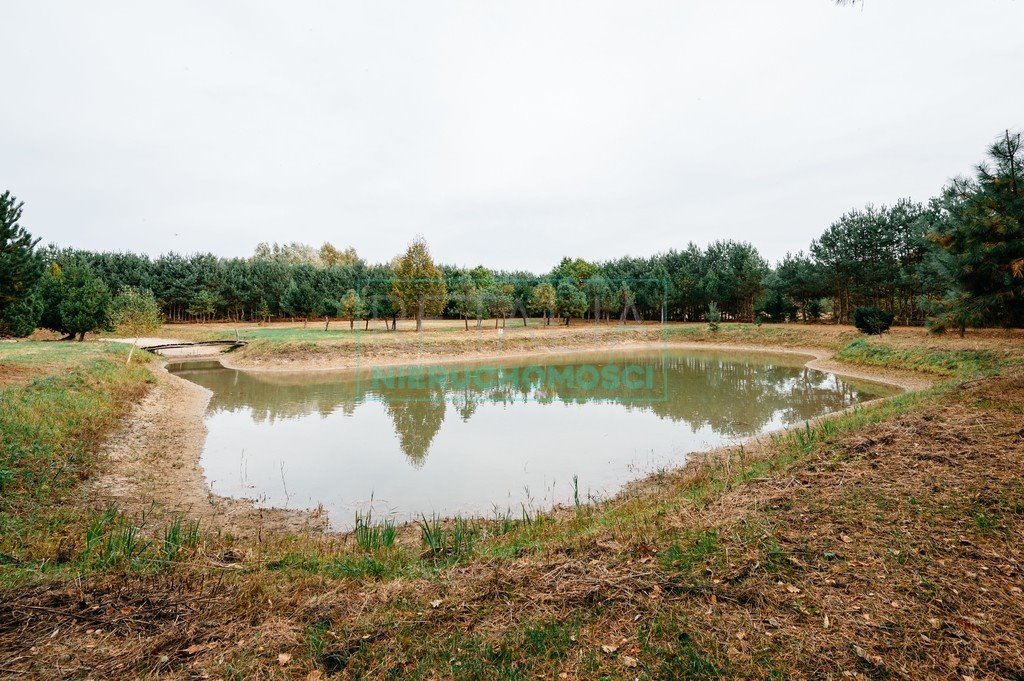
[168, 350, 894, 526]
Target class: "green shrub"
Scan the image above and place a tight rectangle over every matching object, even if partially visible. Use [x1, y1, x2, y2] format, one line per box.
[853, 306, 894, 334]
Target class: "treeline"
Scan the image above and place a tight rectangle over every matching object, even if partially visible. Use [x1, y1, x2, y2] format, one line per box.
[1, 131, 1021, 339]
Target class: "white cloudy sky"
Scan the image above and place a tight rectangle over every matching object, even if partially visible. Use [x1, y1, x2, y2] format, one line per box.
[2, 1, 1022, 272]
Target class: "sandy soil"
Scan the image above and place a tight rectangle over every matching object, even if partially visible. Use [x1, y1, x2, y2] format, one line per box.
[86, 365, 327, 538]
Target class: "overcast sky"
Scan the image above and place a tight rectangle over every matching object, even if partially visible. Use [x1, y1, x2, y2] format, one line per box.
[2, 1, 1022, 272]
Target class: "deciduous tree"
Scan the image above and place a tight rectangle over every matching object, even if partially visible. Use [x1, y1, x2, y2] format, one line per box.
[530, 282, 557, 326]
[111, 286, 163, 363]
[391, 237, 447, 332]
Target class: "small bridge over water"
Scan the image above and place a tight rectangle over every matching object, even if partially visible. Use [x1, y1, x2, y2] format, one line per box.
[141, 339, 247, 353]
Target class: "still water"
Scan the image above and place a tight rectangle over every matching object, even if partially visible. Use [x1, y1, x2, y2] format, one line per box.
[168, 349, 894, 529]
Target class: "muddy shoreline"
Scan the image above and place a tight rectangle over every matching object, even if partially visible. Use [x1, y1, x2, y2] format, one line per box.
[92, 341, 937, 537]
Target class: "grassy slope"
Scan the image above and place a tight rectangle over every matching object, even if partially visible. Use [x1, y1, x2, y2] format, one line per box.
[0, 342, 153, 575]
[1, 326, 1022, 679]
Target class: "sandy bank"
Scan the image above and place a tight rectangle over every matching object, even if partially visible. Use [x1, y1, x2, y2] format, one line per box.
[87, 365, 328, 537]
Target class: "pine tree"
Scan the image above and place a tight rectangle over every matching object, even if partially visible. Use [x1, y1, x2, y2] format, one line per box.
[930, 130, 1024, 332]
[57, 262, 113, 341]
[0, 191, 43, 336]
[555, 280, 587, 326]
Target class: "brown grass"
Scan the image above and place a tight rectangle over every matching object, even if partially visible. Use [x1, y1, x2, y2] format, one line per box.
[0, 363, 40, 386]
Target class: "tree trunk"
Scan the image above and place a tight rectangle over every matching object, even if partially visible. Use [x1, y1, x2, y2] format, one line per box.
[324, 317, 330, 331]
[77, 331, 85, 341]
[464, 317, 469, 331]
[365, 319, 370, 330]
[350, 319, 354, 330]
[494, 317, 499, 329]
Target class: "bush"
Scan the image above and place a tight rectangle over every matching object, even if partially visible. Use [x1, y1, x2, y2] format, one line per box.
[853, 306, 894, 335]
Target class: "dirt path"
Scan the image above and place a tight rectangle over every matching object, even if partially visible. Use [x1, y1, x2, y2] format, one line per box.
[86, 366, 327, 538]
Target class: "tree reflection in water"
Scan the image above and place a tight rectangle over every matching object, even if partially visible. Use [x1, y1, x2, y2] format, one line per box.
[170, 350, 893, 467]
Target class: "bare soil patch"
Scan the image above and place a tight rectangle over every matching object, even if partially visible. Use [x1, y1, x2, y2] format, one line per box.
[0, 363, 41, 386]
[85, 367, 327, 538]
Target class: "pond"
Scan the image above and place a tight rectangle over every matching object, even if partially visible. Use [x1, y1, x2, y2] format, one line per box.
[168, 348, 895, 529]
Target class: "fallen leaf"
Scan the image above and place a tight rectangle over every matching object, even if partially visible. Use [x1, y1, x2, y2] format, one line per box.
[430, 599, 443, 608]
[277, 653, 292, 666]
[601, 644, 618, 654]
[622, 655, 638, 668]
[735, 631, 747, 640]
[823, 614, 830, 629]
[841, 533, 853, 544]
[785, 584, 801, 594]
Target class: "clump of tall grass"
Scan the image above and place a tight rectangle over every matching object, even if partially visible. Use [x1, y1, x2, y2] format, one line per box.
[84, 516, 150, 568]
[80, 506, 203, 570]
[354, 511, 397, 551]
[420, 514, 478, 560]
[161, 516, 201, 563]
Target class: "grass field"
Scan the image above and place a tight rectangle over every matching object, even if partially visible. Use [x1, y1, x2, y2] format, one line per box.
[2, 323, 1023, 678]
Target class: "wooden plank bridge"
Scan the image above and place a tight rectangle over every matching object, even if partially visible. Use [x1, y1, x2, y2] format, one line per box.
[140, 340, 247, 352]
